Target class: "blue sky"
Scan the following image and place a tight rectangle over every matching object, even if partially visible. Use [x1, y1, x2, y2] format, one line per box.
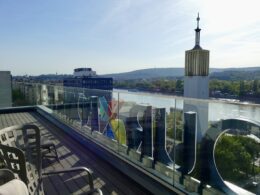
[0, 0, 260, 75]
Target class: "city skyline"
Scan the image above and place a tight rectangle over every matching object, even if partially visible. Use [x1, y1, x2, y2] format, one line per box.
[0, 0, 260, 75]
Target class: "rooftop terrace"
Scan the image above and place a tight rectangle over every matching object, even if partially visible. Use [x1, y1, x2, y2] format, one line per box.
[0, 110, 150, 195]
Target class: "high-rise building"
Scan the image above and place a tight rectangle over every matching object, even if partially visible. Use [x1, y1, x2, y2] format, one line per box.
[63, 68, 113, 103]
[0, 71, 12, 108]
[63, 68, 113, 90]
[183, 14, 209, 142]
[184, 13, 210, 99]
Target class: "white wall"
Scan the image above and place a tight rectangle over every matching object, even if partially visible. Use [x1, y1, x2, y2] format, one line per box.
[184, 76, 209, 99]
[184, 76, 209, 141]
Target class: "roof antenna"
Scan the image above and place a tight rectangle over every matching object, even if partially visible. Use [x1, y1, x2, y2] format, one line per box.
[197, 12, 200, 28]
[194, 12, 201, 49]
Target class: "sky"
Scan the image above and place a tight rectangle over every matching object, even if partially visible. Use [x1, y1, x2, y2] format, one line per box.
[0, 0, 260, 75]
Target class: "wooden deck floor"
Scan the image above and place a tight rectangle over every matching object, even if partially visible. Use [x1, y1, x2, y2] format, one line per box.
[0, 111, 151, 195]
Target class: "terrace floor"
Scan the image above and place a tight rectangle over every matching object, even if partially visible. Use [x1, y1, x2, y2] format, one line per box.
[0, 111, 151, 195]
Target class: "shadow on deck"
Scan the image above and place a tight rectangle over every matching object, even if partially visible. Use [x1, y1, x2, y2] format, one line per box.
[0, 111, 150, 195]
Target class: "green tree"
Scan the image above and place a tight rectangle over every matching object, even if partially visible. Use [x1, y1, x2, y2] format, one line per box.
[12, 89, 29, 106]
[215, 135, 260, 182]
[176, 80, 183, 92]
[166, 110, 183, 141]
[253, 80, 258, 93]
[239, 81, 246, 96]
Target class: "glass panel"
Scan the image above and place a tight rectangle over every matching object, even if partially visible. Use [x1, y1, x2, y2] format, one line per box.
[46, 85, 54, 109]
[80, 90, 92, 135]
[115, 91, 176, 185]
[172, 98, 184, 188]
[10, 82, 260, 194]
[53, 86, 64, 119]
[63, 86, 80, 125]
[208, 100, 260, 194]
[99, 91, 119, 143]
[181, 97, 208, 192]
[214, 127, 260, 194]
[40, 84, 49, 106]
[35, 84, 42, 105]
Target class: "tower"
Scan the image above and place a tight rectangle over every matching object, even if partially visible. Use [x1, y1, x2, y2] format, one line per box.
[183, 14, 209, 141]
[184, 13, 210, 99]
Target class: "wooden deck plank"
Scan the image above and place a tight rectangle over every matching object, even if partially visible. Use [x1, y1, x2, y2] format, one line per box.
[39, 132, 87, 193]
[36, 117, 146, 195]
[42, 175, 60, 195]
[0, 111, 150, 195]
[35, 115, 111, 195]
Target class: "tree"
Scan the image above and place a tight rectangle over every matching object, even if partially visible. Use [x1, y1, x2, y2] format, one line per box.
[239, 81, 246, 96]
[253, 80, 258, 93]
[166, 110, 183, 141]
[215, 134, 260, 183]
[12, 89, 29, 106]
[176, 80, 183, 92]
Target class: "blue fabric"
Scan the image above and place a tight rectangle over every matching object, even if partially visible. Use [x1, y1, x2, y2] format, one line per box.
[105, 124, 115, 139]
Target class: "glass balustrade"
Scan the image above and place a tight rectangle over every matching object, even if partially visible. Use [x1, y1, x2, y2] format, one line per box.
[11, 82, 260, 194]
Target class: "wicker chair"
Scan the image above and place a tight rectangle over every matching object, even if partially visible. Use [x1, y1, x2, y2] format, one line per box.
[40, 137, 59, 162]
[0, 169, 29, 195]
[0, 124, 102, 195]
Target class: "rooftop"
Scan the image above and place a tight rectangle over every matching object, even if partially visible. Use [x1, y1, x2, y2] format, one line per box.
[0, 110, 150, 195]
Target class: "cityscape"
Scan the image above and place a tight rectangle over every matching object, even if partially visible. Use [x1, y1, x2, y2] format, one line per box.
[0, 1, 260, 195]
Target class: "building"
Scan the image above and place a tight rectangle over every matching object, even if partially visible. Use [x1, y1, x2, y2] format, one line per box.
[63, 68, 113, 90]
[183, 14, 210, 142]
[63, 68, 113, 109]
[184, 13, 210, 99]
[73, 67, 96, 77]
[0, 71, 12, 108]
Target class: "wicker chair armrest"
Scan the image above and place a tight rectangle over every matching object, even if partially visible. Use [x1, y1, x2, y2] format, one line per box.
[0, 169, 15, 184]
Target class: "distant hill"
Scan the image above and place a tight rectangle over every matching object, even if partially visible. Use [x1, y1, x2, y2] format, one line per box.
[210, 69, 260, 80]
[13, 67, 260, 81]
[102, 68, 184, 80]
[102, 67, 260, 80]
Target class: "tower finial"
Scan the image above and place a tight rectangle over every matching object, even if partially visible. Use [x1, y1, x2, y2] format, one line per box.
[194, 12, 201, 49]
[197, 12, 200, 28]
